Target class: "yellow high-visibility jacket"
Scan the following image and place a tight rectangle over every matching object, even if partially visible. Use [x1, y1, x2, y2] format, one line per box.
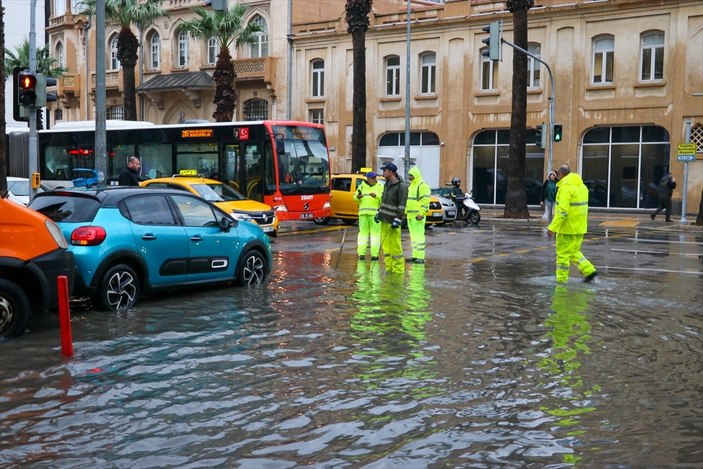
[548, 172, 589, 234]
[354, 180, 384, 216]
[405, 167, 430, 217]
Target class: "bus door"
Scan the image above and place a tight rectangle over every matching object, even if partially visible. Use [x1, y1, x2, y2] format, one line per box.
[224, 141, 272, 202]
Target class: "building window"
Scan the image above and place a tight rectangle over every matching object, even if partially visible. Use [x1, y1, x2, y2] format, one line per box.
[207, 38, 219, 65]
[54, 109, 63, 121]
[309, 109, 324, 125]
[178, 30, 189, 67]
[527, 43, 541, 88]
[244, 98, 268, 120]
[55, 41, 65, 68]
[109, 35, 120, 70]
[640, 31, 664, 81]
[385, 55, 400, 96]
[149, 31, 160, 70]
[311, 59, 325, 98]
[54, 0, 66, 16]
[581, 126, 670, 208]
[249, 15, 268, 58]
[420, 52, 436, 94]
[107, 106, 125, 120]
[480, 50, 496, 91]
[592, 35, 614, 84]
[472, 130, 544, 205]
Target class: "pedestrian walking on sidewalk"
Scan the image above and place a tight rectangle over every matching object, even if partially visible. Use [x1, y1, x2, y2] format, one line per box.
[651, 172, 676, 222]
[541, 170, 559, 223]
[355, 171, 383, 260]
[547, 165, 598, 283]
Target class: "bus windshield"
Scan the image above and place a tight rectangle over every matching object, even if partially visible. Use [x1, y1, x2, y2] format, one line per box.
[273, 125, 330, 195]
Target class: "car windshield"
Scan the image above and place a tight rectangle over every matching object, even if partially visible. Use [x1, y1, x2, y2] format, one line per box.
[190, 183, 246, 203]
[8, 180, 29, 196]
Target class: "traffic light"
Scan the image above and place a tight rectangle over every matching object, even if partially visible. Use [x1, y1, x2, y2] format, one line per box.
[481, 21, 501, 61]
[553, 124, 563, 142]
[35, 74, 59, 107]
[534, 123, 547, 150]
[13, 68, 38, 121]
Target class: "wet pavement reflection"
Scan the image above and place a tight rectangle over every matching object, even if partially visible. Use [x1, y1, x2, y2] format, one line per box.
[1, 222, 702, 467]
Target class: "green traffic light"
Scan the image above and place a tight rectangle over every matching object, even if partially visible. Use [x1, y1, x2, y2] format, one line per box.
[553, 124, 563, 142]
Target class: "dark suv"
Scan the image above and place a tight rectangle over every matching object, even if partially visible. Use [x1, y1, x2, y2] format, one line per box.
[29, 187, 272, 310]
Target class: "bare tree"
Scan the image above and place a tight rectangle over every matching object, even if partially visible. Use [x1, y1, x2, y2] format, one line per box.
[345, 0, 373, 172]
[503, 0, 534, 219]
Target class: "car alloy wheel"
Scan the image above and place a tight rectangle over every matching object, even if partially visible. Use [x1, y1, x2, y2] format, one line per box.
[236, 250, 267, 285]
[97, 264, 140, 311]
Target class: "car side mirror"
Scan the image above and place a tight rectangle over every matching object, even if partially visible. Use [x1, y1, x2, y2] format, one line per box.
[219, 217, 235, 232]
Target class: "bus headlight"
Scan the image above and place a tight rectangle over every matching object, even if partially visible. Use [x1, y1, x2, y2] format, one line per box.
[274, 205, 288, 212]
[323, 201, 331, 209]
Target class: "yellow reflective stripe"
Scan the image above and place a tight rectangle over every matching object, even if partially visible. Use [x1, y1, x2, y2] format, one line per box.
[571, 201, 588, 206]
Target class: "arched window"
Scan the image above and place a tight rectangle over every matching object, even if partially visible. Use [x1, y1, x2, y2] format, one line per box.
[177, 29, 189, 68]
[640, 31, 664, 81]
[244, 98, 268, 120]
[385, 55, 400, 96]
[249, 15, 268, 58]
[592, 35, 614, 84]
[527, 43, 541, 88]
[55, 41, 65, 68]
[420, 52, 436, 94]
[207, 38, 219, 65]
[311, 59, 325, 98]
[148, 31, 160, 70]
[109, 35, 120, 70]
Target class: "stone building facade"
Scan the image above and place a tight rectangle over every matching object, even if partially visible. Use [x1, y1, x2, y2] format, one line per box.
[45, 0, 703, 211]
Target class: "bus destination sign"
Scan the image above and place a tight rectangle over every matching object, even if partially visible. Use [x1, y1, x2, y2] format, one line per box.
[181, 128, 214, 138]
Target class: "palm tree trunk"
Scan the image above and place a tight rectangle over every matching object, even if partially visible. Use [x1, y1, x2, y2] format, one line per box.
[504, 4, 530, 218]
[351, 28, 367, 172]
[117, 28, 140, 121]
[213, 49, 236, 122]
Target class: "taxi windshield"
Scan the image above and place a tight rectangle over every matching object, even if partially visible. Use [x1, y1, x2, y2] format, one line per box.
[191, 183, 247, 202]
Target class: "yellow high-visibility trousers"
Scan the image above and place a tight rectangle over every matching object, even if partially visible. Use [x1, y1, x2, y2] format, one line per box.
[357, 214, 381, 257]
[406, 216, 426, 260]
[381, 222, 404, 274]
[555, 233, 596, 283]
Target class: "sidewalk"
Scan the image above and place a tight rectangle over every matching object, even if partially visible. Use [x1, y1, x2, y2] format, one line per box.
[481, 207, 702, 231]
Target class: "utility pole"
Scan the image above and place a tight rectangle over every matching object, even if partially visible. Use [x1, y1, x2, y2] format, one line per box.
[403, 0, 411, 179]
[95, 0, 107, 183]
[28, 0, 38, 198]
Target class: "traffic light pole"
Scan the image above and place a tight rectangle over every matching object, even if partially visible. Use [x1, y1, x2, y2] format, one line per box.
[501, 38, 556, 175]
[28, 0, 39, 199]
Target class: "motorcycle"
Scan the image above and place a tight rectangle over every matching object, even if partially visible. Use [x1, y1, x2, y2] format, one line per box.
[456, 192, 481, 225]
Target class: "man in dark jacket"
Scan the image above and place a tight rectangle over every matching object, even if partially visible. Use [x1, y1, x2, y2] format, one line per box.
[375, 163, 408, 274]
[651, 172, 676, 222]
[118, 156, 141, 186]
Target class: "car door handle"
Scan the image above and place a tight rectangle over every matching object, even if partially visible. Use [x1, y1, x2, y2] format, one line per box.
[142, 233, 157, 240]
[190, 235, 203, 242]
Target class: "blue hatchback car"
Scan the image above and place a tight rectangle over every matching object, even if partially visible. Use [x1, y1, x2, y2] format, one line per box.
[29, 187, 272, 310]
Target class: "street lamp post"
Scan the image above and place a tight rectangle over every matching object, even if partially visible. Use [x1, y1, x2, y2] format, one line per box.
[404, 0, 411, 179]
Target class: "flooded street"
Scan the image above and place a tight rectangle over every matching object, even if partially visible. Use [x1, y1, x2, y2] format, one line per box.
[2, 221, 702, 467]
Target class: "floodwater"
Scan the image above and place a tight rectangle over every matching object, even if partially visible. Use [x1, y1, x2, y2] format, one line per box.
[1, 224, 702, 468]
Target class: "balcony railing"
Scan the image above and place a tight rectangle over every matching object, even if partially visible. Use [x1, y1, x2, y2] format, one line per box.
[59, 73, 80, 95]
[90, 70, 123, 92]
[233, 57, 276, 85]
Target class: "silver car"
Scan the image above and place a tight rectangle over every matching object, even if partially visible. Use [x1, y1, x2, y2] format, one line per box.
[432, 191, 457, 224]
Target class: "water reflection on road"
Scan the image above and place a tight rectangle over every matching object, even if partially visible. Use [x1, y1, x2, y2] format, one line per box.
[1, 226, 702, 467]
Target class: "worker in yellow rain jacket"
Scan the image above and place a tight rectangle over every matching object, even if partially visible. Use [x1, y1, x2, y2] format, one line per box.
[405, 166, 431, 264]
[547, 165, 598, 283]
[376, 162, 408, 274]
[354, 171, 384, 260]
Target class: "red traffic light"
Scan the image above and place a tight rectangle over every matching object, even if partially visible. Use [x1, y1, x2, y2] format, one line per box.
[20, 73, 37, 90]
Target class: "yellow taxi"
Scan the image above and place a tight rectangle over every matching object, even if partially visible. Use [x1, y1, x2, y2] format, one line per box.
[315, 172, 444, 226]
[141, 175, 279, 236]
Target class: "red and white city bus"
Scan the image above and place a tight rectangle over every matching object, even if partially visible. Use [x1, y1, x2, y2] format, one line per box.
[30, 119, 331, 221]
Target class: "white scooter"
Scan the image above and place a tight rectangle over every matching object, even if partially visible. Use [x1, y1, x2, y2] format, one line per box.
[457, 192, 481, 225]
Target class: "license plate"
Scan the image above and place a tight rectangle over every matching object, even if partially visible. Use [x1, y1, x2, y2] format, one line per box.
[262, 226, 273, 232]
[447, 211, 456, 217]
[300, 213, 313, 219]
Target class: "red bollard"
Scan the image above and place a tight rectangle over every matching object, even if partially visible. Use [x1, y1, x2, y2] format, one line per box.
[57, 275, 73, 357]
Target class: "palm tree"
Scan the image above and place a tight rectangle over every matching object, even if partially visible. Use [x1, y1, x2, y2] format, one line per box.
[3, 39, 68, 78]
[345, 0, 373, 172]
[503, 0, 534, 219]
[81, 0, 165, 121]
[180, 4, 262, 122]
